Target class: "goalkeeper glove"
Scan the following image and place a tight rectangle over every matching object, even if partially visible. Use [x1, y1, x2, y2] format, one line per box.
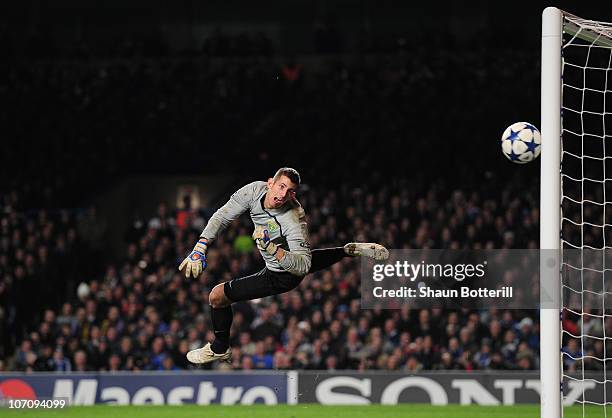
[178, 238, 208, 278]
[253, 226, 279, 257]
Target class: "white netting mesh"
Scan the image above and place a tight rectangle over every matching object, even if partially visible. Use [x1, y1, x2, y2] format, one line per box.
[561, 12, 612, 416]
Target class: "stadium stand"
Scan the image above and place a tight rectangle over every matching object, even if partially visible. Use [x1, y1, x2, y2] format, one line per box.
[2, 31, 568, 374]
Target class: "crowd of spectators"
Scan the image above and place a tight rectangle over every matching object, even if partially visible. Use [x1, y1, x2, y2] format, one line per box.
[4, 174, 564, 373]
[1, 29, 598, 374]
[0, 192, 110, 363]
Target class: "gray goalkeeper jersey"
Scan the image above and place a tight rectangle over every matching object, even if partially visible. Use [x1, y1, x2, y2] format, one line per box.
[200, 181, 312, 276]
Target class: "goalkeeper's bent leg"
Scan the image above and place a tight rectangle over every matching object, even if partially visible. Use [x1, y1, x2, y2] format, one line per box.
[209, 284, 233, 354]
[186, 284, 233, 364]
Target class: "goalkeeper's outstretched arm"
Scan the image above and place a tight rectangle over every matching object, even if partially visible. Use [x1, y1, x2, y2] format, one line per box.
[179, 182, 255, 278]
[200, 182, 255, 243]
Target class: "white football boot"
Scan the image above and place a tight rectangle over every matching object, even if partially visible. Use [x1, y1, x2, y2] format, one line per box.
[344, 243, 389, 261]
[186, 342, 232, 364]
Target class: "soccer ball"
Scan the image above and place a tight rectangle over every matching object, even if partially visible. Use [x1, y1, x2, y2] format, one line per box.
[500, 122, 541, 164]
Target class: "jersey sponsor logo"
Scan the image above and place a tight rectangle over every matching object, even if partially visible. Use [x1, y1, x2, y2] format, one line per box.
[267, 220, 280, 233]
[299, 241, 311, 249]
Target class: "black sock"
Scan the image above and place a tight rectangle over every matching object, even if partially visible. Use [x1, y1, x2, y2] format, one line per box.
[309, 247, 348, 274]
[210, 305, 233, 354]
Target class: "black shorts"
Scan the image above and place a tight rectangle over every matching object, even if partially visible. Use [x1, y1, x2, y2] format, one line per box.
[223, 268, 304, 303]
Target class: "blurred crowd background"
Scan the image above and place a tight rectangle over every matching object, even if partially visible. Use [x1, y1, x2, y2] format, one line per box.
[1, 0, 607, 374]
[3, 179, 552, 373]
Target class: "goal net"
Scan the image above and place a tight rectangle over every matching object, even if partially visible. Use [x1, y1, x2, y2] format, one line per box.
[543, 7, 612, 418]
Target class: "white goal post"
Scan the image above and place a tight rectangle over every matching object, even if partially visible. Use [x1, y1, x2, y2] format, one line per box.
[541, 8, 562, 418]
[541, 7, 612, 418]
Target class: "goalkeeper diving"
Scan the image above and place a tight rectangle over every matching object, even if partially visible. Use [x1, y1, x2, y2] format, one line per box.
[178, 167, 389, 364]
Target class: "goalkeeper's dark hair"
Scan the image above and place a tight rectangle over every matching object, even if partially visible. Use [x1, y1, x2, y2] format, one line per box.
[273, 167, 301, 185]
